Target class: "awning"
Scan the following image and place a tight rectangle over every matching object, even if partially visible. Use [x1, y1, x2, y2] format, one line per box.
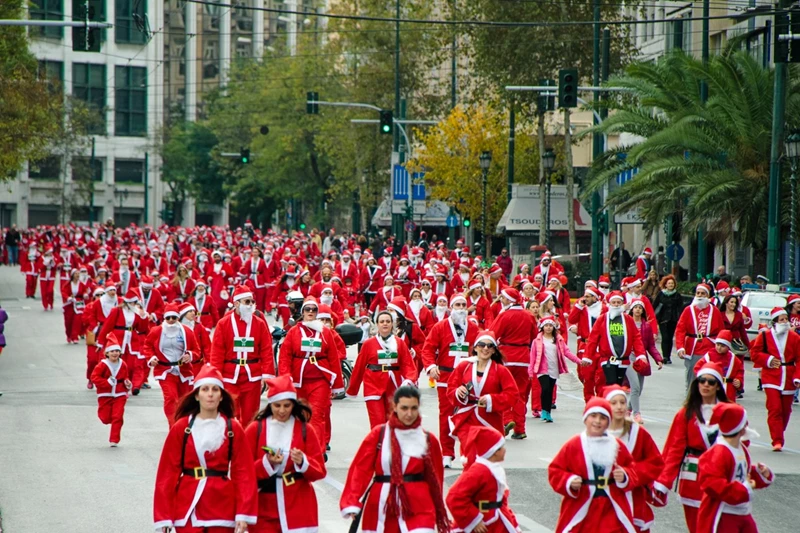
[497, 184, 592, 233]
[371, 199, 450, 227]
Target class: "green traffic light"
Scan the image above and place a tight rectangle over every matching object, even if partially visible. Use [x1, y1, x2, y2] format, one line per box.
[241, 157, 248, 163]
[463, 219, 471, 227]
[382, 125, 391, 133]
[299, 223, 307, 230]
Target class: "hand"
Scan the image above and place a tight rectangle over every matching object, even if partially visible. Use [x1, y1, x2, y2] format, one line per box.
[677, 348, 686, 360]
[770, 359, 781, 369]
[107, 377, 117, 386]
[180, 352, 191, 364]
[477, 396, 488, 408]
[456, 385, 468, 400]
[262, 378, 270, 391]
[612, 467, 626, 483]
[290, 448, 304, 465]
[344, 513, 357, 520]
[234, 521, 249, 533]
[580, 360, 591, 367]
[467, 305, 477, 313]
[148, 356, 159, 368]
[267, 450, 284, 466]
[756, 462, 770, 477]
[656, 361, 663, 370]
[124, 379, 132, 389]
[569, 477, 583, 492]
[569, 325, 578, 334]
[733, 379, 741, 388]
[429, 367, 441, 380]
[474, 522, 488, 533]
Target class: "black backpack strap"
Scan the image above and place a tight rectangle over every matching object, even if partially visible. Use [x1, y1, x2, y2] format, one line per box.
[227, 417, 234, 466]
[376, 424, 386, 451]
[180, 415, 197, 473]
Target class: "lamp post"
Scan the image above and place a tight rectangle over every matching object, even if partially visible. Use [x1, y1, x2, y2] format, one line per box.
[542, 148, 556, 248]
[786, 130, 800, 285]
[479, 151, 492, 251]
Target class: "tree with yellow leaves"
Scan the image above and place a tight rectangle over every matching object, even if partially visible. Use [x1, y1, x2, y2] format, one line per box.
[407, 104, 539, 253]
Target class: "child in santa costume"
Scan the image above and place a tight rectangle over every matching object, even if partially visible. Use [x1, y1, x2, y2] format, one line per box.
[696, 403, 773, 533]
[61, 268, 90, 343]
[144, 302, 201, 426]
[448, 330, 518, 462]
[696, 330, 744, 403]
[604, 385, 664, 532]
[654, 362, 730, 533]
[340, 385, 449, 533]
[547, 397, 638, 533]
[568, 286, 607, 401]
[245, 375, 327, 533]
[446, 426, 521, 533]
[748, 306, 800, 451]
[36, 247, 57, 310]
[90, 334, 131, 446]
[675, 283, 725, 390]
[348, 310, 418, 428]
[153, 365, 258, 533]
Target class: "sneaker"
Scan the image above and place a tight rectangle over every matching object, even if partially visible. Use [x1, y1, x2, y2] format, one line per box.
[542, 410, 553, 423]
[141, 382, 151, 389]
[737, 391, 744, 400]
[86, 380, 94, 390]
[510, 432, 527, 440]
[664, 358, 673, 365]
[550, 403, 557, 410]
[109, 442, 118, 448]
[332, 391, 345, 400]
[324, 453, 328, 463]
[773, 443, 783, 452]
[531, 410, 541, 419]
[132, 388, 140, 396]
[633, 413, 644, 425]
[504, 421, 516, 436]
[443, 456, 453, 469]
[326, 444, 331, 451]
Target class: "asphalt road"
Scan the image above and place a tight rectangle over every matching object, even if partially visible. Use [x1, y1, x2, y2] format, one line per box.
[0, 267, 798, 532]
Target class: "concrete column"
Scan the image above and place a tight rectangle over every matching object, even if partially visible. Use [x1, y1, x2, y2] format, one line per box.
[219, 7, 231, 87]
[253, 0, 265, 58]
[184, 0, 197, 122]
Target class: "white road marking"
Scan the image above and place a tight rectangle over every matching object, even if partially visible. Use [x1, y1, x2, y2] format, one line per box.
[539, 457, 552, 463]
[516, 513, 553, 533]
[322, 474, 345, 492]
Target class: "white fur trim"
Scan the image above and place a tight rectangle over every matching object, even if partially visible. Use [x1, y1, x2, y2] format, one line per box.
[164, 310, 179, 319]
[233, 291, 254, 302]
[387, 302, 405, 316]
[696, 366, 724, 385]
[105, 344, 121, 353]
[235, 514, 257, 525]
[267, 391, 297, 404]
[771, 308, 788, 320]
[608, 294, 625, 302]
[714, 338, 732, 349]
[450, 295, 467, 307]
[341, 506, 362, 518]
[721, 413, 748, 437]
[295, 453, 310, 473]
[583, 405, 610, 421]
[475, 334, 496, 346]
[317, 311, 332, 320]
[193, 377, 224, 390]
[481, 435, 505, 459]
[154, 519, 174, 529]
[464, 512, 484, 533]
[605, 388, 628, 402]
[615, 470, 629, 489]
[501, 289, 517, 303]
[565, 475, 582, 498]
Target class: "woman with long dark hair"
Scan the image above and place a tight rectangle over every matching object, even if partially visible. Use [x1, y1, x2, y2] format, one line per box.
[245, 375, 327, 533]
[653, 275, 684, 364]
[719, 294, 751, 354]
[653, 362, 730, 533]
[153, 366, 257, 533]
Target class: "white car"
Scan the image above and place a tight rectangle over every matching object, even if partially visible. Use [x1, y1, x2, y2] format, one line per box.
[741, 290, 788, 341]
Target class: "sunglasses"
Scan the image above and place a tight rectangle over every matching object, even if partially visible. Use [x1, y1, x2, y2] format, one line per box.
[475, 342, 495, 349]
[304, 307, 318, 313]
[164, 316, 178, 322]
[239, 299, 254, 305]
[697, 377, 718, 386]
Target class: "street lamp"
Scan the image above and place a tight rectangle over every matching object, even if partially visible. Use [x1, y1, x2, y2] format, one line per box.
[542, 148, 556, 247]
[786, 130, 800, 285]
[479, 151, 492, 250]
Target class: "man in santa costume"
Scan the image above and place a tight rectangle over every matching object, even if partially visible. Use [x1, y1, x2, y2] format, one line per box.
[467, 279, 495, 329]
[446, 425, 520, 533]
[675, 283, 725, 390]
[421, 293, 479, 468]
[178, 301, 212, 376]
[241, 246, 269, 313]
[569, 286, 607, 401]
[696, 330, 744, 402]
[532, 252, 563, 286]
[696, 403, 773, 533]
[21, 245, 39, 298]
[548, 397, 638, 533]
[211, 285, 276, 423]
[111, 253, 138, 296]
[36, 246, 58, 310]
[278, 296, 344, 455]
[137, 275, 165, 324]
[206, 249, 235, 316]
[749, 306, 800, 451]
[635, 248, 652, 281]
[187, 281, 219, 332]
[359, 256, 383, 310]
[432, 294, 450, 323]
[96, 289, 152, 394]
[144, 302, 200, 425]
[433, 267, 454, 300]
[489, 287, 537, 439]
[393, 255, 418, 299]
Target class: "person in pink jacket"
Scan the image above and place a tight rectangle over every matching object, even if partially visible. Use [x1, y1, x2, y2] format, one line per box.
[528, 315, 586, 423]
[628, 299, 664, 425]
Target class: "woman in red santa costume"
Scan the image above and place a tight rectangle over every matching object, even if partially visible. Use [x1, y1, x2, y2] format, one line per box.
[61, 268, 90, 344]
[83, 286, 107, 388]
[144, 302, 200, 425]
[446, 426, 520, 533]
[340, 385, 449, 533]
[548, 397, 638, 533]
[653, 362, 730, 533]
[696, 403, 773, 533]
[189, 281, 220, 332]
[448, 330, 518, 463]
[90, 333, 131, 447]
[179, 302, 213, 376]
[168, 262, 196, 304]
[749, 306, 800, 451]
[153, 365, 258, 533]
[369, 274, 401, 316]
[245, 375, 327, 533]
[604, 386, 664, 532]
[675, 283, 725, 390]
[96, 289, 152, 394]
[210, 286, 276, 424]
[467, 280, 495, 329]
[348, 310, 418, 427]
[695, 331, 744, 403]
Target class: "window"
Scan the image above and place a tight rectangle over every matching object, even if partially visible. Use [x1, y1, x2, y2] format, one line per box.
[115, 66, 147, 136]
[114, 160, 144, 183]
[73, 63, 107, 134]
[667, 17, 691, 52]
[115, 0, 146, 44]
[29, 156, 62, 180]
[72, 157, 104, 182]
[38, 60, 64, 95]
[30, 0, 63, 39]
[72, 0, 106, 51]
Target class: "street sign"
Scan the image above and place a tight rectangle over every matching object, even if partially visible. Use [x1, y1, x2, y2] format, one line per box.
[446, 214, 459, 227]
[392, 165, 425, 201]
[666, 243, 685, 262]
[614, 208, 645, 224]
[404, 220, 417, 232]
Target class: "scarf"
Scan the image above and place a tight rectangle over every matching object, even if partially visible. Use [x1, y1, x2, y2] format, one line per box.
[386, 413, 450, 533]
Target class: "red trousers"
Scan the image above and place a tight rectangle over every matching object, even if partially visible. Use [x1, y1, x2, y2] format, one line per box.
[277, 305, 291, 328]
[253, 286, 267, 313]
[717, 512, 758, 533]
[578, 362, 598, 401]
[683, 504, 698, 533]
[437, 386, 455, 458]
[86, 347, 101, 380]
[97, 395, 126, 443]
[159, 374, 192, 426]
[504, 366, 531, 434]
[63, 307, 83, 342]
[40, 280, 54, 309]
[366, 395, 393, 428]
[765, 388, 794, 446]
[228, 379, 263, 425]
[25, 275, 38, 297]
[297, 378, 332, 445]
[570, 496, 628, 533]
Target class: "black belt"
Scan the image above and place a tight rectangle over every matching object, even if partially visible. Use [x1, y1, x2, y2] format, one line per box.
[258, 472, 304, 493]
[781, 362, 796, 367]
[157, 360, 182, 367]
[477, 500, 503, 512]
[114, 326, 134, 332]
[685, 447, 706, 456]
[438, 365, 454, 372]
[182, 467, 228, 479]
[500, 343, 529, 347]
[192, 357, 205, 365]
[373, 474, 425, 483]
[225, 358, 260, 365]
[582, 477, 610, 496]
[725, 378, 734, 383]
[367, 364, 400, 372]
[578, 337, 587, 343]
[687, 333, 707, 339]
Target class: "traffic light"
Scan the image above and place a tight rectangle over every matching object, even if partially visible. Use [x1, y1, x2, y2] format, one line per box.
[73, 0, 102, 52]
[379, 110, 393, 135]
[538, 78, 556, 113]
[240, 147, 250, 164]
[463, 217, 471, 228]
[558, 68, 578, 108]
[299, 223, 307, 230]
[306, 92, 319, 114]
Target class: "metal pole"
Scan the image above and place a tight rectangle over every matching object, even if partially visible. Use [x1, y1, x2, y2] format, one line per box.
[0, 20, 110, 27]
[451, 0, 457, 109]
[791, 161, 797, 285]
[482, 168, 488, 250]
[590, 0, 603, 279]
[546, 178, 552, 248]
[144, 152, 149, 225]
[507, 101, 515, 205]
[394, 0, 401, 153]
[89, 137, 95, 224]
[696, 0, 710, 279]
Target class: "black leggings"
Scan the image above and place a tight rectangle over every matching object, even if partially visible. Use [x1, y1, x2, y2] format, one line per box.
[660, 320, 677, 360]
[603, 365, 627, 387]
[364, 292, 375, 310]
[538, 375, 557, 412]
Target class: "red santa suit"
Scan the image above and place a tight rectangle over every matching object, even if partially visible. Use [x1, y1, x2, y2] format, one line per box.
[370, 284, 401, 315]
[393, 261, 419, 299]
[635, 252, 652, 281]
[359, 262, 384, 307]
[168, 277, 196, 304]
[189, 288, 220, 332]
[90, 339, 131, 445]
[348, 334, 417, 427]
[210, 305, 276, 424]
[675, 303, 725, 357]
[569, 295, 607, 401]
[153, 406, 258, 530]
[466, 291, 494, 330]
[36, 254, 58, 310]
[61, 278, 89, 343]
[96, 303, 151, 391]
[532, 260, 563, 287]
[111, 267, 139, 296]
[137, 284, 165, 324]
[697, 347, 744, 402]
[241, 256, 269, 312]
[21, 250, 39, 298]
[206, 260, 235, 316]
[432, 276, 454, 300]
[420, 306, 478, 459]
[584, 308, 647, 389]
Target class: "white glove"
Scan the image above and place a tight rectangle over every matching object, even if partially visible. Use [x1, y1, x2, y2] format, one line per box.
[107, 377, 117, 386]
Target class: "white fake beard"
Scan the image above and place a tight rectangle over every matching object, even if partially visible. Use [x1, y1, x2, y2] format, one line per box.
[409, 299, 424, 314]
[303, 319, 324, 333]
[585, 435, 619, 468]
[163, 322, 181, 335]
[450, 309, 467, 326]
[692, 297, 710, 309]
[238, 304, 255, 322]
[321, 295, 333, 305]
[286, 278, 295, 288]
[607, 307, 623, 319]
[774, 323, 790, 336]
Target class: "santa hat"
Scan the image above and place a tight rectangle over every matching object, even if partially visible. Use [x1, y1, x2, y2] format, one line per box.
[104, 282, 117, 292]
[788, 294, 800, 306]
[500, 288, 520, 303]
[585, 279, 598, 289]
[518, 263, 529, 272]
[695, 283, 712, 295]
[714, 329, 733, 349]
[607, 291, 625, 303]
[585, 286, 603, 300]
[643, 247, 652, 255]
[598, 275, 611, 287]
[770, 306, 788, 321]
[122, 290, 138, 303]
[317, 304, 332, 321]
[468, 280, 482, 291]
[140, 275, 154, 288]
[716, 281, 730, 292]
[603, 385, 628, 403]
[164, 302, 181, 319]
[420, 278, 432, 286]
[436, 294, 449, 304]
[195, 280, 207, 288]
[301, 296, 319, 312]
[538, 315, 559, 330]
[265, 374, 298, 404]
[537, 291, 554, 305]
[710, 403, 749, 437]
[398, 255, 410, 264]
[104, 333, 122, 354]
[409, 288, 422, 299]
[583, 397, 612, 421]
[465, 426, 505, 462]
[629, 298, 646, 311]
[92, 286, 105, 297]
[193, 365, 225, 390]
[488, 264, 502, 276]
[539, 252, 551, 262]
[179, 302, 195, 318]
[388, 297, 407, 318]
[232, 285, 253, 302]
[475, 330, 497, 346]
[450, 293, 467, 308]
[696, 361, 724, 385]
